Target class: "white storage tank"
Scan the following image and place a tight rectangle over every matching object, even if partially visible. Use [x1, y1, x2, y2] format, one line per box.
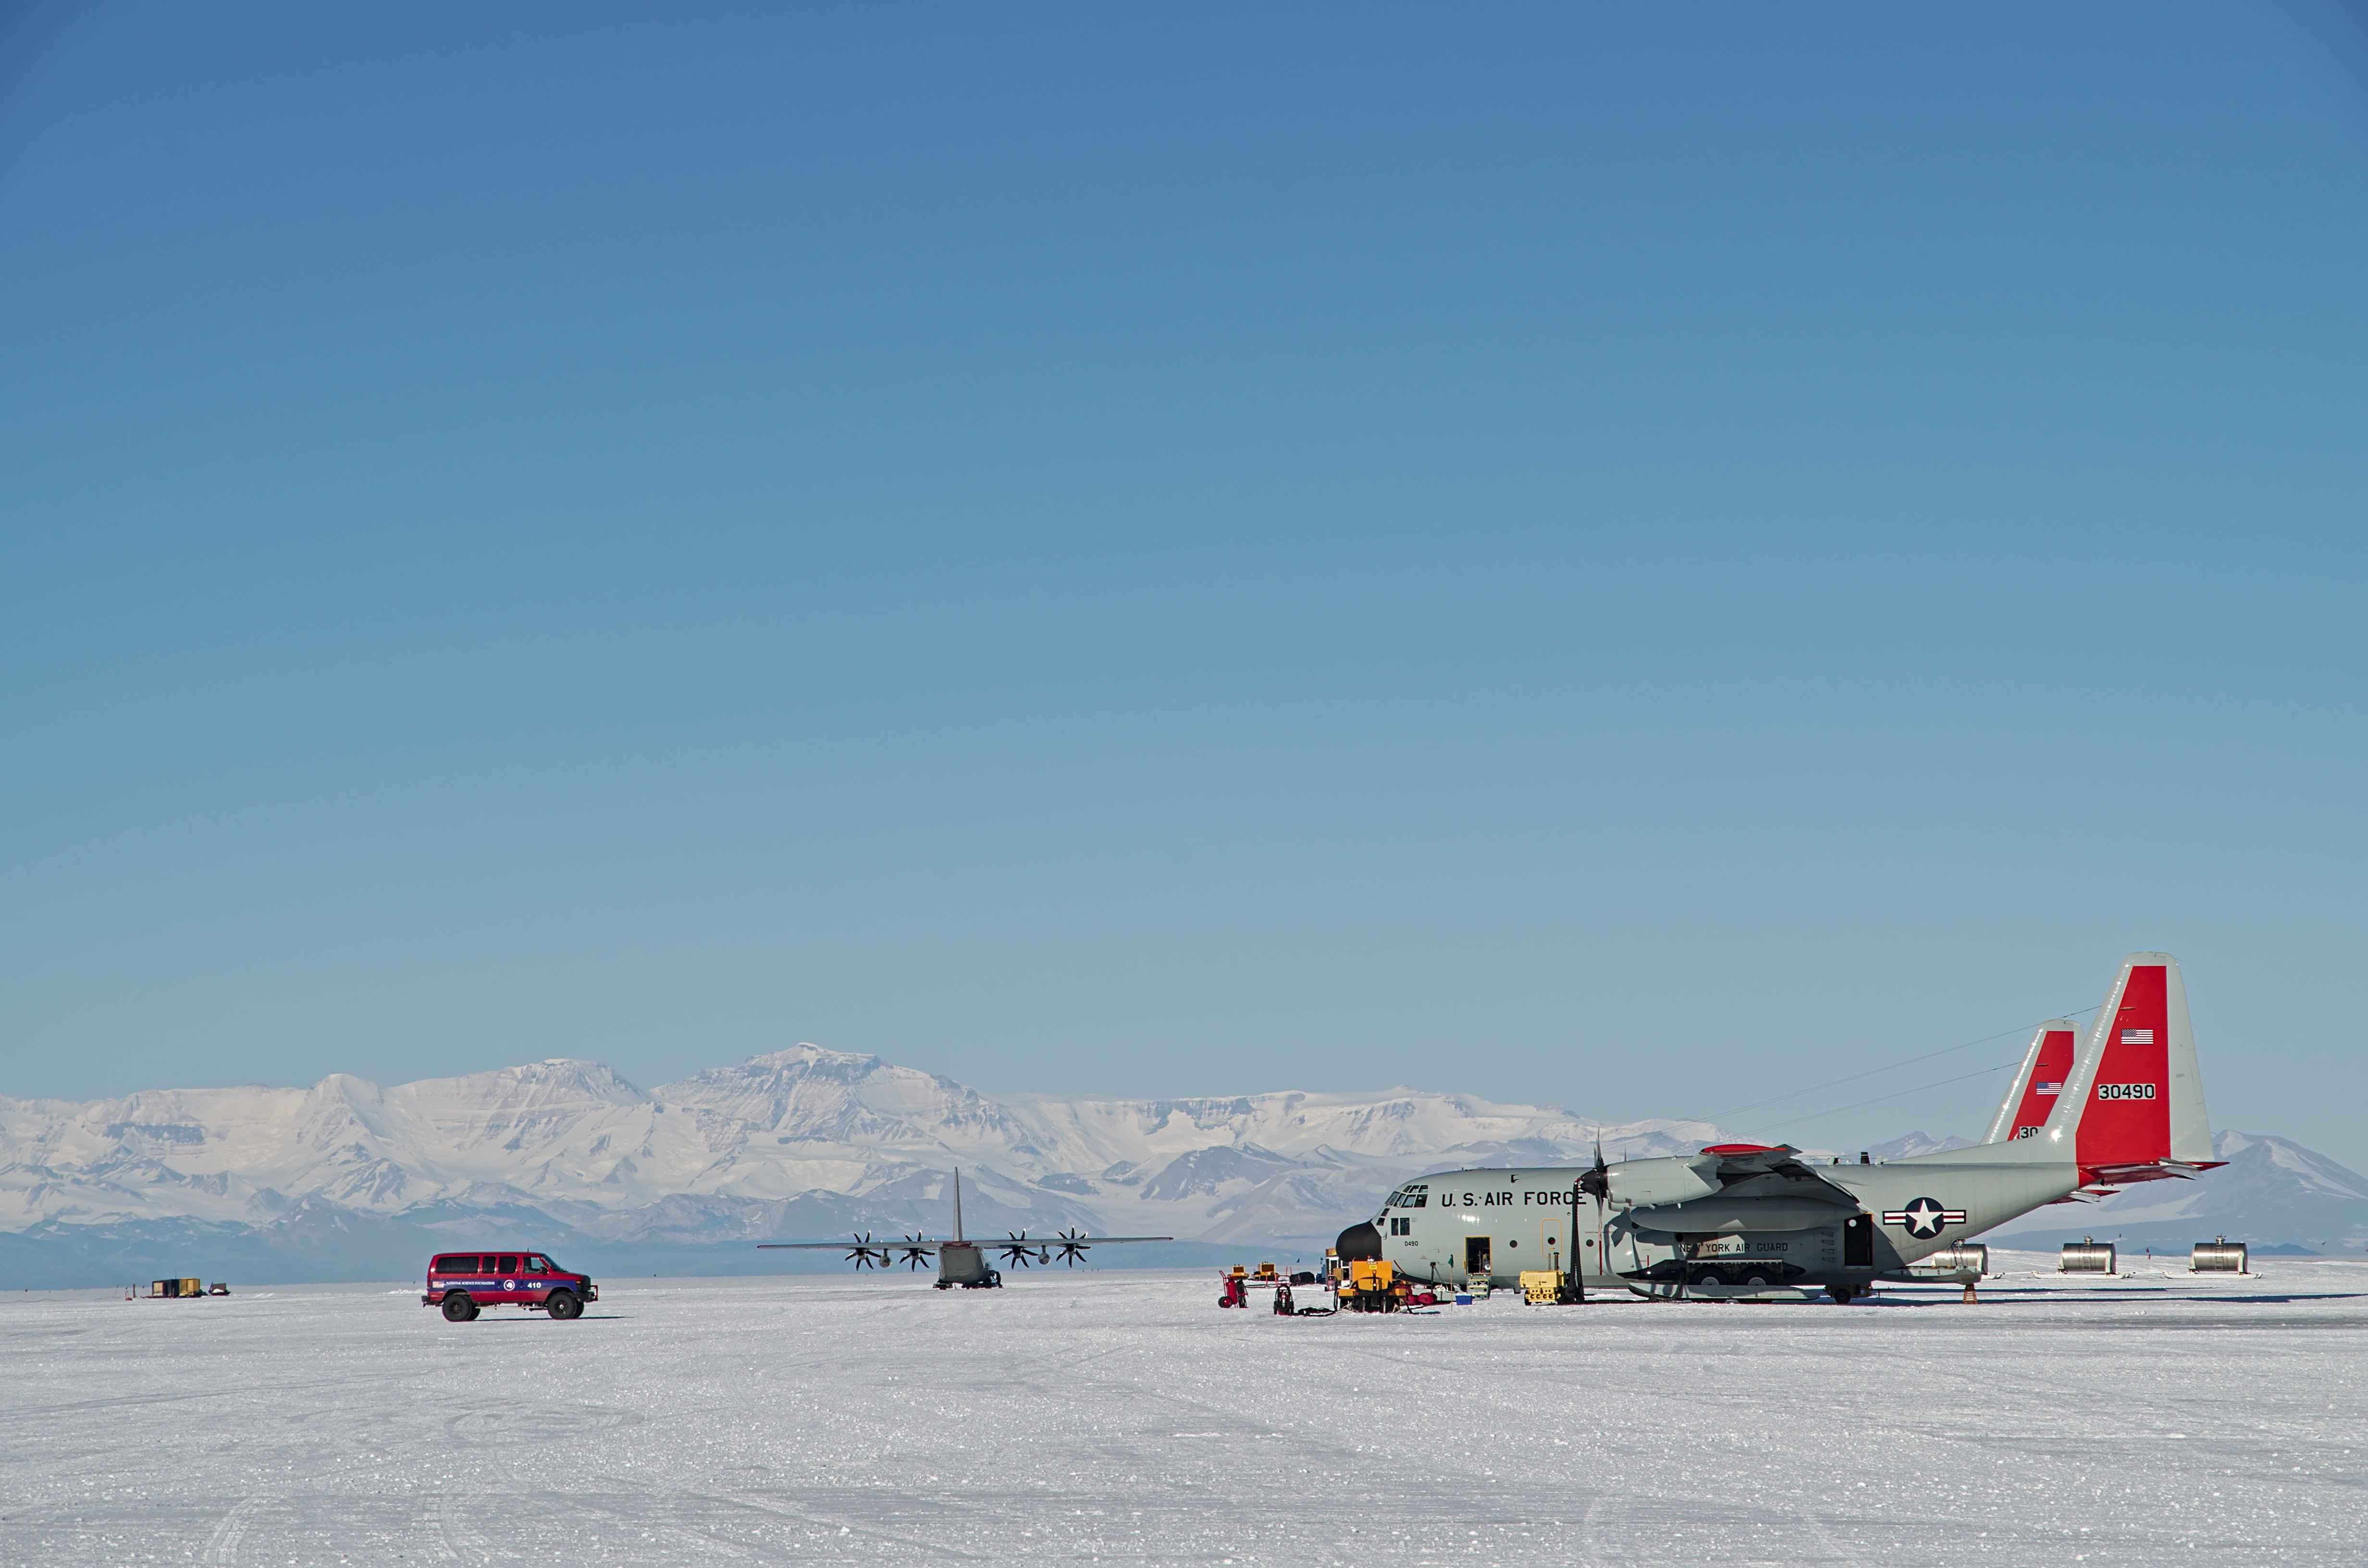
[2059, 1238, 2117, 1274]
[2190, 1237, 2249, 1273]
[1921, 1244, 1988, 1277]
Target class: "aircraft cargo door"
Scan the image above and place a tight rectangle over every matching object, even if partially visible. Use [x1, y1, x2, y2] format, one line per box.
[1843, 1213, 1873, 1268]
[1465, 1236, 1492, 1278]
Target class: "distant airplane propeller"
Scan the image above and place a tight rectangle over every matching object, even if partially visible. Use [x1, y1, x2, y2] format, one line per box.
[998, 1233, 1039, 1266]
[1054, 1228, 1092, 1266]
[898, 1234, 935, 1271]
[845, 1233, 889, 1270]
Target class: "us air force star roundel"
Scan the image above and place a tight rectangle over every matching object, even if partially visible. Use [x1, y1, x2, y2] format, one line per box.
[1879, 1197, 1967, 1239]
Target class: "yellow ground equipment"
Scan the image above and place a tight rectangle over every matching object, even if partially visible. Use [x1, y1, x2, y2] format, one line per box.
[148, 1278, 205, 1298]
[1342, 1258, 1398, 1312]
[1520, 1270, 1576, 1305]
[1252, 1262, 1278, 1281]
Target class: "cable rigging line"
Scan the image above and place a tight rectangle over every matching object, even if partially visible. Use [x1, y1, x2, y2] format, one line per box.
[1689, 1005, 2098, 1127]
[1739, 1059, 2023, 1139]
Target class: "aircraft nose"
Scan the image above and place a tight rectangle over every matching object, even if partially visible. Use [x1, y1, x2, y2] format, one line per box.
[1336, 1221, 1382, 1261]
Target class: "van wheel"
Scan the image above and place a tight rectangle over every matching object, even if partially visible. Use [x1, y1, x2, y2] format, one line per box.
[442, 1294, 476, 1323]
[545, 1290, 582, 1321]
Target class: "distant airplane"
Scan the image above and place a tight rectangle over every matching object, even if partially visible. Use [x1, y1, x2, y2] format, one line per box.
[759, 1167, 1172, 1288]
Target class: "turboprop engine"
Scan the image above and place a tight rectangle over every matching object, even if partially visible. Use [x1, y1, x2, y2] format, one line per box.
[1597, 1153, 1722, 1210]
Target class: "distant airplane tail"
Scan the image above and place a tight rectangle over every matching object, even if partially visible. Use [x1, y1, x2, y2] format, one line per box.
[1983, 1020, 2080, 1145]
[2054, 953, 2218, 1185]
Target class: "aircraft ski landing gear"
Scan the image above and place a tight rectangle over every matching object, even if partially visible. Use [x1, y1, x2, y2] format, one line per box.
[939, 1269, 1003, 1290]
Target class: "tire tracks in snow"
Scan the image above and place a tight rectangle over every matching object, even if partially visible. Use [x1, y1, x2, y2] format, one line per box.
[199, 1494, 276, 1566]
[432, 1493, 512, 1562]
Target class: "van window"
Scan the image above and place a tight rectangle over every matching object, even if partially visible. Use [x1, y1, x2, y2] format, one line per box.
[496, 1255, 519, 1274]
[437, 1256, 480, 1273]
[524, 1255, 551, 1274]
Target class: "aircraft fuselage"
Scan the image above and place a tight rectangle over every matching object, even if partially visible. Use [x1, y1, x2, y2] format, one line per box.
[1378, 1142, 2081, 1299]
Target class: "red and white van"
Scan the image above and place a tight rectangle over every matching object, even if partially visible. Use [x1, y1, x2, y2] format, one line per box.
[422, 1250, 598, 1322]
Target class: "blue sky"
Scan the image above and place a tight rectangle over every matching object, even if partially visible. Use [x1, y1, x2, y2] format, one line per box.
[4, 5, 2365, 1165]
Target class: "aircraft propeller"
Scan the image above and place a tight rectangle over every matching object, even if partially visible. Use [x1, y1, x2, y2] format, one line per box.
[998, 1233, 1040, 1266]
[1579, 1139, 1610, 1201]
[1054, 1228, 1092, 1266]
[898, 1234, 935, 1270]
[845, 1233, 890, 1270]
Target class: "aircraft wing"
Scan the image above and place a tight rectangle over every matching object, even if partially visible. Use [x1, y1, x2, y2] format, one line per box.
[1039, 1236, 1172, 1243]
[1702, 1146, 1802, 1176]
[1700, 1143, 1860, 1203]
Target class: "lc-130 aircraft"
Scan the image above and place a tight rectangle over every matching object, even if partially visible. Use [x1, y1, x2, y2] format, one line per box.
[1341, 953, 2219, 1302]
[759, 1167, 1171, 1288]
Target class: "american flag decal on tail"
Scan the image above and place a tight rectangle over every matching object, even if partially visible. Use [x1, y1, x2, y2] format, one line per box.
[2120, 1028, 2154, 1045]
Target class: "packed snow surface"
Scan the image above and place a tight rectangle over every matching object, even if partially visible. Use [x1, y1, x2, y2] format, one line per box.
[6, 1258, 2366, 1566]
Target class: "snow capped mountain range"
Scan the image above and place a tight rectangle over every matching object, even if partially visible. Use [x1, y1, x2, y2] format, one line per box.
[0, 1045, 1717, 1284]
[8, 1046, 2360, 1287]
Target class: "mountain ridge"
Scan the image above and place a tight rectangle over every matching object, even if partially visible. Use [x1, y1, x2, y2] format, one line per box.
[9, 1048, 2359, 1287]
[0, 1044, 1720, 1286]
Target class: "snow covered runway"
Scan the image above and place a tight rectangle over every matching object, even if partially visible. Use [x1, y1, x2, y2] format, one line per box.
[6, 1260, 2366, 1565]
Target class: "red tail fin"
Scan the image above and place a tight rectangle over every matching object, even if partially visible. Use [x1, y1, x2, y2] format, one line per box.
[2063, 953, 2217, 1181]
[1984, 1022, 2078, 1144]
